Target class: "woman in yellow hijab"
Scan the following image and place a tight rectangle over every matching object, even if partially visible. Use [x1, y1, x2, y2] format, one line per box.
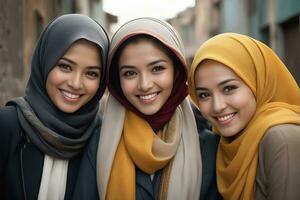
[188, 33, 300, 200]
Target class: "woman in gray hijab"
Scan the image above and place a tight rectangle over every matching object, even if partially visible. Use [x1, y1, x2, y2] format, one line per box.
[0, 14, 109, 199]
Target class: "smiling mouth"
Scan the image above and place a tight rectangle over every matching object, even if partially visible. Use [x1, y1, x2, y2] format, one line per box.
[138, 92, 159, 103]
[215, 113, 236, 125]
[60, 89, 82, 101]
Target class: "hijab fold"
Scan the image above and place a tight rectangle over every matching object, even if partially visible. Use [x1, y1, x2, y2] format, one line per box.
[6, 14, 109, 159]
[188, 33, 300, 200]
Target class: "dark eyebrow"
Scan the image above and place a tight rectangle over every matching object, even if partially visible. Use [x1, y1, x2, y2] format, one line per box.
[86, 66, 101, 70]
[217, 78, 237, 86]
[119, 59, 167, 71]
[196, 87, 208, 91]
[147, 59, 167, 67]
[196, 78, 237, 91]
[60, 57, 101, 70]
[119, 65, 135, 71]
[60, 57, 76, 65]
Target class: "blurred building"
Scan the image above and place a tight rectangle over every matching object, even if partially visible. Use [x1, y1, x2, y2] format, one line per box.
[0, 0, 117, 106]
[169, 0, 300, 85]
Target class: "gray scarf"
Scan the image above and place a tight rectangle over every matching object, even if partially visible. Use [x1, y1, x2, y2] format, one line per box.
[6, 14, 109, 159]
[9, 97, 99, 159]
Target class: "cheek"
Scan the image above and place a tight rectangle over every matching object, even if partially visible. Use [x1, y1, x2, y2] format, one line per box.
[197, 101, 210, 119]
[231, 89, 257, 122]
[161, 72, 174, 90]
[120, 79, 135, 96]
[243, 95, 257, 120]
[46, 69, 67, 86]
[46, 70, 61, 94]
[85, 79, 100, 95]
[234, 90, 256, 110]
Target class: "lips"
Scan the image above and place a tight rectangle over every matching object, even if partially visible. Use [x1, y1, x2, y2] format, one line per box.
[215, 113, 236, 125]
[137, 92, 159, 103]
[60, 89, 82, 102]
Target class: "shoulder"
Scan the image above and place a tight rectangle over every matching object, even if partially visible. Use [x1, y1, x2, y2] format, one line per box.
[0, 105, 18, 119]
[256, 125, 300, 199]
[259, 124, 300, 166]
[0, 106, 20, 132]
[0, 106, 22, 173]
[0, 105, 21, 146]
[261, 124, 300, 149]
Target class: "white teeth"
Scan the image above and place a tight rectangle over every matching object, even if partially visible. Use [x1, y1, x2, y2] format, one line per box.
[217, 113, 234, 122]
[62, 90, 80, 99]
[139, 93, 157, 100]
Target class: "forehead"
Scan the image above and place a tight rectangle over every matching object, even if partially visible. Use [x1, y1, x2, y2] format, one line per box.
[63, 40, 101, 62]
[195, 60, 240, 85]
[119, 39, 171, 64]
[66, 39, 100, 53]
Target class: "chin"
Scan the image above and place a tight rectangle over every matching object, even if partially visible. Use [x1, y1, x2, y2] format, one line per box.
[139, 109, 159, 116]
[59, 106, 80, 113]
[140, 111, 155, 115]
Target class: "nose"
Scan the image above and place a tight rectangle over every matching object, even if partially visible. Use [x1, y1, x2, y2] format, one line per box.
[67, 73, 83, 90]
[138, 73, 153, 91]
[212, 94, 226, 113]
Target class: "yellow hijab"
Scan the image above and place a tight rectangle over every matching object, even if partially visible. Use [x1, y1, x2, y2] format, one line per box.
[188, 33, 300, 200]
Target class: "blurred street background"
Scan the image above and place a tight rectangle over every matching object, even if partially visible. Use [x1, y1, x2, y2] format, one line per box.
[0, 0, 299, 106]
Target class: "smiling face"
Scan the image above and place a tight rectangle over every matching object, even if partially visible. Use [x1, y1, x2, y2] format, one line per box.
[46, 39, 101, 113]
[118, 39, 175, 115]
[194, 59, 256, 138]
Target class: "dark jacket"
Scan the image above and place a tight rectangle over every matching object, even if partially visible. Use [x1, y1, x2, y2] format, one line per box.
[0, 106, 100, 200]
[193, 104, 221, 200]
[134, 105, 221, 200]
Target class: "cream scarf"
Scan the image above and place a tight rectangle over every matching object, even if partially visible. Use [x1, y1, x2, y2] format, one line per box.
[38, 155, 69, 200]
[97, 94, 202, 199]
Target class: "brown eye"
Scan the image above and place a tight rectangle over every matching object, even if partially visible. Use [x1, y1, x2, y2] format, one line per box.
[86, 71, 99, 79]
[223, 85, 237, 93]
[122, 70, 137, 78]
[57, 63, 72, 72]
[197, 92, 210, 100]
[152, 65, 165, 72]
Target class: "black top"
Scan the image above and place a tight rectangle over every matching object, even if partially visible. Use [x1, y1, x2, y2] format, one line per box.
[0, 106, 100, 200]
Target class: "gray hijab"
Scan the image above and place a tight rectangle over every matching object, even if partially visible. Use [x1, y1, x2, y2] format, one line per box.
[7, 14, 109, 159]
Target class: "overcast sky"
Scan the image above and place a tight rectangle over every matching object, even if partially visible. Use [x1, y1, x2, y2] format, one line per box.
[103, 0, 195, 30]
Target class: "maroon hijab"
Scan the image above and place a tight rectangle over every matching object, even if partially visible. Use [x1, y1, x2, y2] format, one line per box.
[108, 18, 188, 131]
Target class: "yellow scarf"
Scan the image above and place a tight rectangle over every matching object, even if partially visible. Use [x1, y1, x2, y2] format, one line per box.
[106, 110, 180, 200]
[97, 96, 202, 200]
[188, 33, 300, 200]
